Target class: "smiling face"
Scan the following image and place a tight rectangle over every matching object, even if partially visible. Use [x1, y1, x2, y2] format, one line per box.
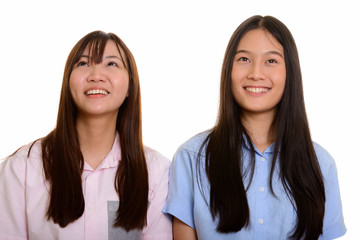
[231, 29, 286, 118]
[69, 40, 129, 119]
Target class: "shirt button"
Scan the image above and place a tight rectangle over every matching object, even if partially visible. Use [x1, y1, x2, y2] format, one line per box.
[259, 187, 265, 192]
[259, 157, 265, 162]
[258, 218, 264, 224]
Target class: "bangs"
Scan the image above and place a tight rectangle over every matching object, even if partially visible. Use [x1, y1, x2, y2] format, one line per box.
[87, 36, 108, 64]
[72, 31, 127, 68]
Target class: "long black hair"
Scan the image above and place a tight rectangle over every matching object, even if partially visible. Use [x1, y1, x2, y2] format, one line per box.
[198, 15, 325, 240]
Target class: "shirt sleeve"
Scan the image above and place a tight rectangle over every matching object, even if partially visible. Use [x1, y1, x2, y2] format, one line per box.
[162, 146, 196, 229]
[317, 147, 347, 239]
[0, 149, 28, 239]
[142, 153, 172, 240]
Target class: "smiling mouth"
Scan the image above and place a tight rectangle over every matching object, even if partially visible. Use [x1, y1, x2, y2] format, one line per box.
[85, 89, 109, 96]
[245, 87, 270, 93]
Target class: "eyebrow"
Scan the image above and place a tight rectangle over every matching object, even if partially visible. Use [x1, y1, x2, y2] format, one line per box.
[235, 49, 284, 58]
[104, 55, 122, 61]
[80, 55, 122, 60]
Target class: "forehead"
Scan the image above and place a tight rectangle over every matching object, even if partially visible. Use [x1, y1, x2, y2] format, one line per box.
[237, 29, 283, 53]
[102, 40, 121, 55]
[83, 40, 122, 57]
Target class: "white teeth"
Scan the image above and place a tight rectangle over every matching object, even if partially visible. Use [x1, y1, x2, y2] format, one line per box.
[86, 89, 109, 95]
[245, 87, 269, 93]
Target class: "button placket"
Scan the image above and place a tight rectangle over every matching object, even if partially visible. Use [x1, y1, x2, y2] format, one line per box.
[256, 154, 267, 230]
[84, 172, 98, 240]
[259, 156, 266, 193]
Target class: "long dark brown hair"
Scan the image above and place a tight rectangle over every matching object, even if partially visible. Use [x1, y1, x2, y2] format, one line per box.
[199, 15, 325, 240]
[38, 31, 148, 230]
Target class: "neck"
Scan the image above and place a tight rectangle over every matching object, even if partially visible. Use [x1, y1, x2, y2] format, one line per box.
[76, 113, 117, 169]
[241, 110, 276, 153]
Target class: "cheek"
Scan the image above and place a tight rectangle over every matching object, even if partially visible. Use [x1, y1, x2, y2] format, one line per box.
[120, 75, 129, 90]
[231, 64, 245, 81]
[272, 69, 286, 91]
[68, 76, 76, 96]
[231, 75, 244, 98]
[278, 76, 286, 95]
[123, 77, 130, 92]
[68, 74, 80, 98]
[230, 80, 244, 108]
[274, 77, 286, 104]
[231, 66, 248, 96]
[113, 74, 130, 97]
[230, 78, 237, 97]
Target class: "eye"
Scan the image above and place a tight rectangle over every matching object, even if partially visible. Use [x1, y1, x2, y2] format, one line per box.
[267, 59, 277, 64]
[107, 61, 118, 67]
[76, 61, 88, 67]
[238, 57, 250, 62]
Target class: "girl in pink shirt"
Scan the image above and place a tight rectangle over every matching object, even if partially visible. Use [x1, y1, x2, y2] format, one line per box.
[0, 31, 172, 240]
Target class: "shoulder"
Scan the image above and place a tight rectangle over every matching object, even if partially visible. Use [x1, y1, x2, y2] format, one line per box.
[144, 146, 171, 188]
[176, 129, 211, 157]
[1, 140, 42, 170]
[313, 142, 347, 239]
[143, 146, 170, 201]
[167, 130, 211, 175]
[0, 140, 43, 190]
[312, 142, 337, 177]
[144, 146, 170, 173]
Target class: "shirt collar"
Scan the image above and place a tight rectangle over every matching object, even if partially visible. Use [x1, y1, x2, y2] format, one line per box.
[83, 133, 121, 171]
[242, 134, 276, 155]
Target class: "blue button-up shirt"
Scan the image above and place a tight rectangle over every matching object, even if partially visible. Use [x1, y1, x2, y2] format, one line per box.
[163, 130, 346, 239]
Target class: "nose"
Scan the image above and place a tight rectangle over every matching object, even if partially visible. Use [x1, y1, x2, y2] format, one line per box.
[87, 65, 106, 82]
[247, 63, 265, 80]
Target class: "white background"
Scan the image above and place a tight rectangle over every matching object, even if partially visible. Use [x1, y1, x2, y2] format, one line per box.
[0, 0, 358, 239]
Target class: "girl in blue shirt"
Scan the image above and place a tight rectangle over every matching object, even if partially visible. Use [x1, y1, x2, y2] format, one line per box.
[163, 15, 346, 240]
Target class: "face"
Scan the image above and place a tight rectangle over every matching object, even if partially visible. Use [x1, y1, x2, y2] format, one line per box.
[231, 29, 286, 117]
[69, 40, 129, 119]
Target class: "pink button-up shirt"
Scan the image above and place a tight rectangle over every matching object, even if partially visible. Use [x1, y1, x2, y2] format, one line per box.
[0, 135, 172, 240]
